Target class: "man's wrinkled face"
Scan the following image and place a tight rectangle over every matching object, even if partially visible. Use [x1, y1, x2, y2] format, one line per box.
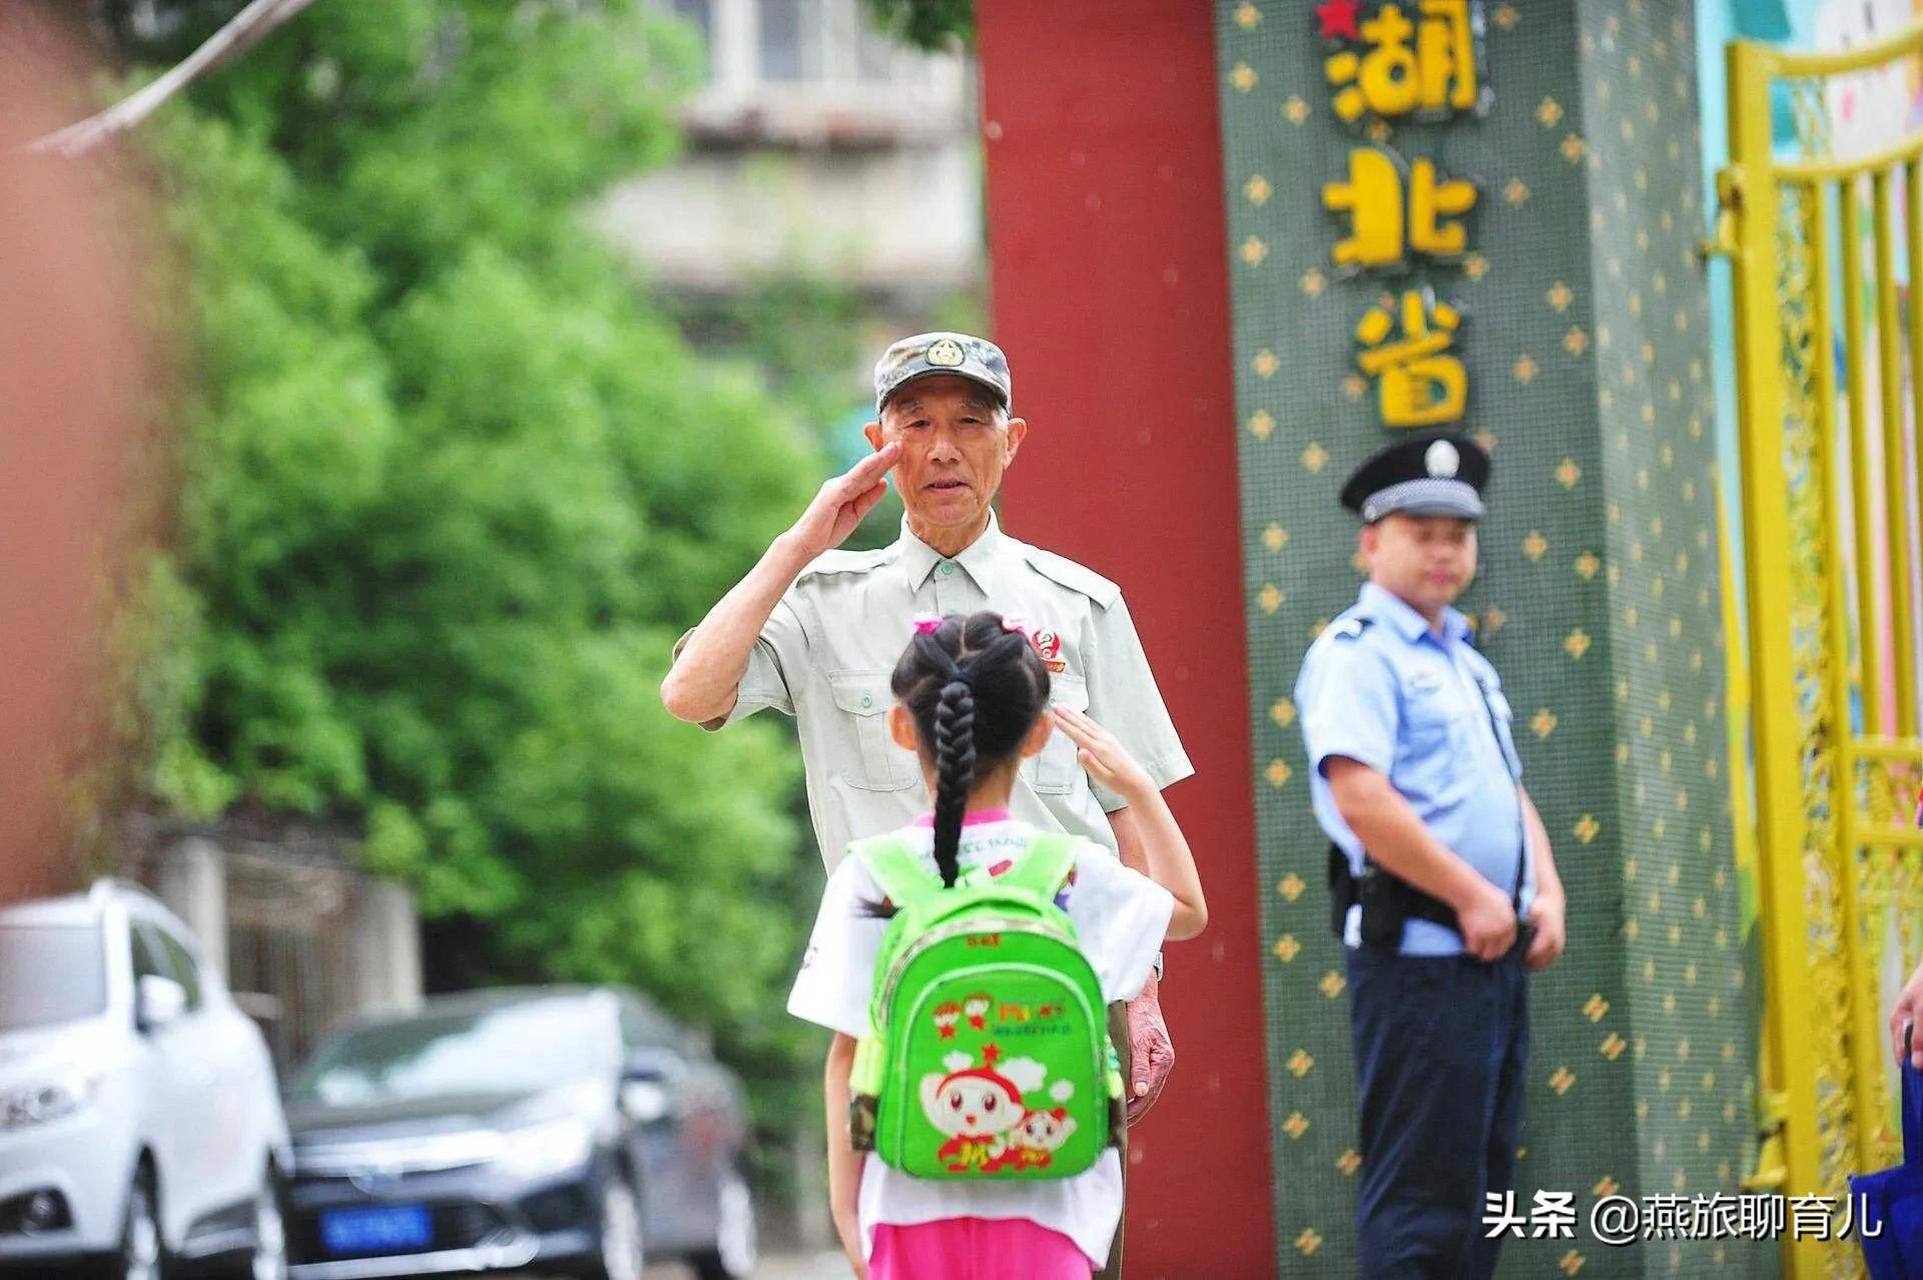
[1361, 513, 1479, 616]
[863, 375, 1026, 534]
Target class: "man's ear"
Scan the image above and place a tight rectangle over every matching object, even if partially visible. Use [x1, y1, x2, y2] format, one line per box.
[1003, 415, 1028, 464]
[1018, 709, 1053, 760]
[863, 420, 886, 452]
[887, 702, 919, 751]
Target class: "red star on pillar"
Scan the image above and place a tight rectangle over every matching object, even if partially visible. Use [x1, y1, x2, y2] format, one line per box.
[1316, 0, 1362, 39]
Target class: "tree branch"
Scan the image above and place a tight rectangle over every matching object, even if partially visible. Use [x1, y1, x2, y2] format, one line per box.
[27, 0, 321, 158]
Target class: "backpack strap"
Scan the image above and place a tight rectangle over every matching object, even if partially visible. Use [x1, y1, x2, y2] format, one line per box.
[851, 834, 942, 908]
[995, 832, 1079, 900]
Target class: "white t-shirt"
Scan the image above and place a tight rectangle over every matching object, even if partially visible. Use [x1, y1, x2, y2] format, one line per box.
[787, 814, 1174, 1267]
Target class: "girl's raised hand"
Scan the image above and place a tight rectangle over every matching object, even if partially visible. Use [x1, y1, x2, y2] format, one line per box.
[1051, 705, 1155, 802]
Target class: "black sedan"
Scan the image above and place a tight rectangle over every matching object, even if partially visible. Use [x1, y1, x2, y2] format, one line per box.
[280, 986, 756, 1280]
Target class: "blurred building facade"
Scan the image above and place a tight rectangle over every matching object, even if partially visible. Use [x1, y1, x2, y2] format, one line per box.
[600, 0, 981, 304]
[127, 816, 422, 1074]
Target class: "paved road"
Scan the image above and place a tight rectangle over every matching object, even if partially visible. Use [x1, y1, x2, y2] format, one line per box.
[502, 1253, 847, 1280]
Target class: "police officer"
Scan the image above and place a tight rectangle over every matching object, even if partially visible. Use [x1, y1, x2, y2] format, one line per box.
[661, 332, 1193, 1278]
[1294, 429, 1567, 1279]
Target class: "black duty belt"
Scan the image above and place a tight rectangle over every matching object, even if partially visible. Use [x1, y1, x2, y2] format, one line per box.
[1324, 656, 1531, 955]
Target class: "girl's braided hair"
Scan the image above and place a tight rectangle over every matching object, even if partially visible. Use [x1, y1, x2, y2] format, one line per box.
[892, 611, 1052, 889]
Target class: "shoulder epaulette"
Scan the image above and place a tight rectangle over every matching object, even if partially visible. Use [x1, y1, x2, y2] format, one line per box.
[1326, 616, 1374, 641]
[1020, 545, 1121, 609]
[799, 546, 897, 579]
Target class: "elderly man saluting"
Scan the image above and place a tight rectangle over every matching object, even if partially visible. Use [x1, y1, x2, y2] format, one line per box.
[660, 332, 1193, 1277]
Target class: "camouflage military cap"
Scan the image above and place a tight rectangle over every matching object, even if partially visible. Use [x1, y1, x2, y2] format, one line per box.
[872, 332, 1012, 414]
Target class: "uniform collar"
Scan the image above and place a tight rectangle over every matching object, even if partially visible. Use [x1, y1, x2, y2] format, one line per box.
[896, 509, 1005, 591]
[1357, 580, 1472, 648]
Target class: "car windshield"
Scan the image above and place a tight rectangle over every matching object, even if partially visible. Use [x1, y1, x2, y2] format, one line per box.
[289, 997, 620, 1106]
[0, 924, 107, 1030]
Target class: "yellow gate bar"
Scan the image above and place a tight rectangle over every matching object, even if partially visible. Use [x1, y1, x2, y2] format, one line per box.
[1910, 158, 1923, 674]
[1842, 175, 1886, 738]
[1725, 40, 1827, 1280]
[1872, 169, 1918, 738]
[1803, 178, 1885, 1176]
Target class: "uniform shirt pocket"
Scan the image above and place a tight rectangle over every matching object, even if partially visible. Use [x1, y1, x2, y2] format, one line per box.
[1028, 673, 1091, 794]
[827, 672, 919, 792]
[1398, 676, 1470, 759]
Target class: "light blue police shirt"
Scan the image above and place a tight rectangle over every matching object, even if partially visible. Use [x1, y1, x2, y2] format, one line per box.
[1294, 581, 1531, 956]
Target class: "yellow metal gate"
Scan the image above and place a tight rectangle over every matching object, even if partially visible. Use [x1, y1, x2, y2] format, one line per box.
[1719, 17, 1923, 1276]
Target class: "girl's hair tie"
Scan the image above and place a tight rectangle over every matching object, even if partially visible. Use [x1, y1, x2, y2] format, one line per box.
[1000, 615, 1029, 638]
[911, 614, 944, 636]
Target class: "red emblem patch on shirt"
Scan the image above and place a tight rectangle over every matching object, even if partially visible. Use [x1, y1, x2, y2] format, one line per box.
[1031, 628, 1067, 673]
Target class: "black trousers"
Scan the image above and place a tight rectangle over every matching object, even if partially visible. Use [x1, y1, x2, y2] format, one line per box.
[1346, 946, 1529, 1280]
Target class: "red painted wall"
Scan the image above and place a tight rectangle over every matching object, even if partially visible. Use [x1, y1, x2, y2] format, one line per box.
[977, 2, 1276, 1274]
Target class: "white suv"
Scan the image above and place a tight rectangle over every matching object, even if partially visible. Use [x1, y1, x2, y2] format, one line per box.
[0, 880, 291, 1279]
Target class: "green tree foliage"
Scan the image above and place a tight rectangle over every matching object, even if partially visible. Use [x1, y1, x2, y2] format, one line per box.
[133, 0, 822, 1067]
[859, 0, 974, 51]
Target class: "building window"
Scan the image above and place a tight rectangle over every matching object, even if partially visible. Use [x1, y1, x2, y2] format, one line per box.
[669, 0, 714, 78]
[758, 0, 812, 81]
[656, 0, 968, 146]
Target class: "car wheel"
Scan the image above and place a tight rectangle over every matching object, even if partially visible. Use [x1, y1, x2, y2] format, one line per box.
[690, 1172, 757, 1280]
[111, 1167, 163, 1280]
[576, 1169, 643, 1280]
[200, 1166, 284, 1280]
[244, 1167, 286, 1280]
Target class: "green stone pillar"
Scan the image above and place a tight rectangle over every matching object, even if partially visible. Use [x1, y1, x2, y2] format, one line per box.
[1212, 1, 1762, 1272]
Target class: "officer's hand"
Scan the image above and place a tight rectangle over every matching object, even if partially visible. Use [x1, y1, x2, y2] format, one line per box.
[1891, 959, 1923, 1070]
[785, 443, 901, 559]
[1524, 890, 1566, 971]
[1051, 706, 1155, 802]
[1457, 880, 1518, 962]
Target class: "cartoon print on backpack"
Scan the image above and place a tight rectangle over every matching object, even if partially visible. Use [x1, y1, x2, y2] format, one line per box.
[994, 1081, 1079, 1172]
[963, 992, 992, 1031]
[919, 1044, 1045, 1173]
[932, 1001, 961, 1040]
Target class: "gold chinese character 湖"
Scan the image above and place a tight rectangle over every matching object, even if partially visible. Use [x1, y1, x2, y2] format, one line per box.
[1322, 145, 1478, 269]
[1324, 0, 1489, 125]
[1354, 289, 1468, 426]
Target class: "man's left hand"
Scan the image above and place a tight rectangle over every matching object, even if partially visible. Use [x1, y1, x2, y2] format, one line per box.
[1126, 973, 1174, 1124]
[1524, 891, 1566, 971]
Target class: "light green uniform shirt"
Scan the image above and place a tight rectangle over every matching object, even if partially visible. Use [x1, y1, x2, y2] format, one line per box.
[700, 513, 1192, 869]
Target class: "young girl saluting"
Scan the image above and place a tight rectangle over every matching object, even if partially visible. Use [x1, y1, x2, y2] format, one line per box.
[787, 610, 1207, 1278]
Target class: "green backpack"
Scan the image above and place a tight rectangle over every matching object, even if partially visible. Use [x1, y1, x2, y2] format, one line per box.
[846, 831, 1125, 1181]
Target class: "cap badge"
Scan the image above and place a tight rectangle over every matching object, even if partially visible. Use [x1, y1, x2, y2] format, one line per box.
[1424, 439, 1461, 478]
[926, 338, 966, 367]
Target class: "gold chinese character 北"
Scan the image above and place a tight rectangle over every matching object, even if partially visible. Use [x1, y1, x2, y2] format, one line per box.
[1325, 0, 1488, 124]
[1322, 146, 1478, 269]
[1355, 289, 1468, 427]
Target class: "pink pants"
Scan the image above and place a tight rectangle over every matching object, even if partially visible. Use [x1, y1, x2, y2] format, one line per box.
[870, 1217, 1095, 1279]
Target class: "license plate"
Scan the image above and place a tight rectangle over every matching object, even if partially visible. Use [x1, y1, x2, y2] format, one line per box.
[319, 1203, 433, 1256]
